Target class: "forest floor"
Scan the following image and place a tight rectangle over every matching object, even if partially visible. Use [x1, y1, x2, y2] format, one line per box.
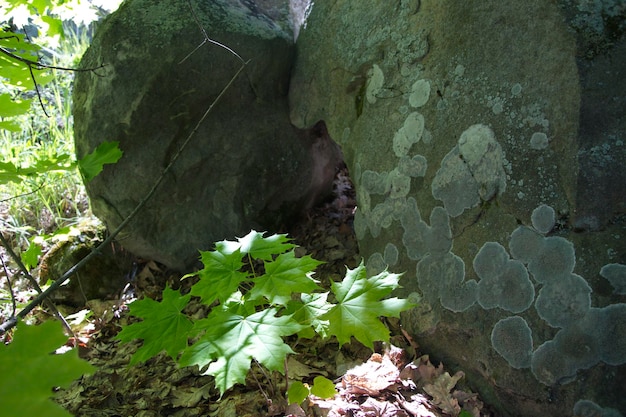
[2, 168, 496, 417]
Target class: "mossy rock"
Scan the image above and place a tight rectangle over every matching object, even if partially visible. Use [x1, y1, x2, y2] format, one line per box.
[38, 220, 129, 306]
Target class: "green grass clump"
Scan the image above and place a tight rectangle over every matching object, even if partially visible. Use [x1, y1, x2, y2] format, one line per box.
[0, 25, 92, 247]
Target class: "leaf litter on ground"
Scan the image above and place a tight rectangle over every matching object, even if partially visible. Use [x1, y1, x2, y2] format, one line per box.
[294, 345, 485, 417]
[4, 165, 493, 416]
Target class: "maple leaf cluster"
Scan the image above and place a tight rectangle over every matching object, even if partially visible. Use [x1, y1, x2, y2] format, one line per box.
[116, 230, 415, 396]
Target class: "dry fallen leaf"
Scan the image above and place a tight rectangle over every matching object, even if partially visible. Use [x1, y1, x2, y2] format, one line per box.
[342, 352, 400, 396]
[423, 371, 465, 415]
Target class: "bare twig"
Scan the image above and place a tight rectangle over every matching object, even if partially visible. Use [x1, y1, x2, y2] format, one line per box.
[179, 0, 244, 64]
[0, 41, 106, 116]
[0, 46, 105, 73]
[0, 181, 46, 204]
[0, 256, 17, 317]
[0, 61, 248, 335]
[0, 232, 72, 335]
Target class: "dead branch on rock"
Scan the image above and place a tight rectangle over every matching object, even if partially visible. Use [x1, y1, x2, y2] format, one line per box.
[179, 0, 244, 64]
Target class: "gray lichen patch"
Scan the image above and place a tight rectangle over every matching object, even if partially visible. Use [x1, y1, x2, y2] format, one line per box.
[599, 303, 626, 366]
[409, 79, 431, 108]
[474, 242, 535, 313]
[417, 251, 476, 312]
[366, 252, 387, 276]
[432, 124, 506, 217]
[600, 263, 626, 295]
[366, 64, 385, 104]
[531, 203, 556, 234]
[509, 226, 545, 263]
[432, 148, 482, 217]
[393, 112, 425, 157]
[440, 279, 478, 313]
[361, 170, 388, 195]
[387, 168, 412, 198]
[529, 132, 550, 150]
[532, 304, 626, 386]
[535, 273, 592, 328]
[457, 124, 507, 201]
[531, 339, 578, 385]
[383, 242, 399, 266]
[573, 400, 624, 417]
[527, 236, 576, 284]
[491, 316, 533, 369]
[398, 155, 428, 177]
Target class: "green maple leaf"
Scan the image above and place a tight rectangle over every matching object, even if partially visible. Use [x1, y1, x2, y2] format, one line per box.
[249, 251, 323, 305]
[0, 321, 94, 417]
[286, 292, 333, 338]
[190, 248, 247, 305]
[322, 261, 414, 348]
[179, 308, 305, 395]
[235, 230, 295, 260]
[116, 286, 193, 365]
[78, 141, 123, 181]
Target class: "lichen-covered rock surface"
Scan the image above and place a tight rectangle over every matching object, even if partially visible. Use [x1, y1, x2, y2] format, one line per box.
[74, 0, 342, 270]
[290, 0, 626, 415]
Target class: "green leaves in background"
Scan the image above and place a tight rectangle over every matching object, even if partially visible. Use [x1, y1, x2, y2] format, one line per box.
[0, 94, 32, 131]
[0, 141, 122, 185]
[78, 141, 123, 181]
[0, 320, 94, 417]
[21, 240, 43, 270]
[118, 231, 416, 397]
[0, 154, 75, 184]
[287, 376, 337, 404]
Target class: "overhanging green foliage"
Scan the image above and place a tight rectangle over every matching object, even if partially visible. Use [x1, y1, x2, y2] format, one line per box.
[0, 320, 94, 417]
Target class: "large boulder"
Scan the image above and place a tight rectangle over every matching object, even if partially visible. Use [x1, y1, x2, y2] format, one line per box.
[290, 1, 626, 416]
[74, 0, 342, 270]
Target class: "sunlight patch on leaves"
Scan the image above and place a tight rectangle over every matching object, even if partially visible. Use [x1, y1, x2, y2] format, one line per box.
[236, 230, 295, 260]
[286, 292, 333, 338]
[249, 251, 323, 305]
[323, 261, 414, 348]
[190, 248, 247, 305]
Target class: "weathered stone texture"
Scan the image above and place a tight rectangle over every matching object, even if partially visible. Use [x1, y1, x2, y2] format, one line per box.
[74, 0, 340, 270]
[290, 1, 626, 415]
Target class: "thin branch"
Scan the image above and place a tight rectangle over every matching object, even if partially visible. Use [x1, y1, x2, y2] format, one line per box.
[0, 232, 72, 335]
[0, 181, 46, 204]
[0, 256, 17, 317]
[0, 61, 248, 335]
[27, 63, 49, 117]
[0, 42, 106, 116]
[0, 46, 105, 73]
[179, 0, 244, 64]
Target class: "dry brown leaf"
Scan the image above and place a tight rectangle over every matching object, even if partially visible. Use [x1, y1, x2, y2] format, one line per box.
[342, 352, 400, 396]
[136, 260, 160, 280]
[412, 355, 443, 387]
[423, 371, 464, 415]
